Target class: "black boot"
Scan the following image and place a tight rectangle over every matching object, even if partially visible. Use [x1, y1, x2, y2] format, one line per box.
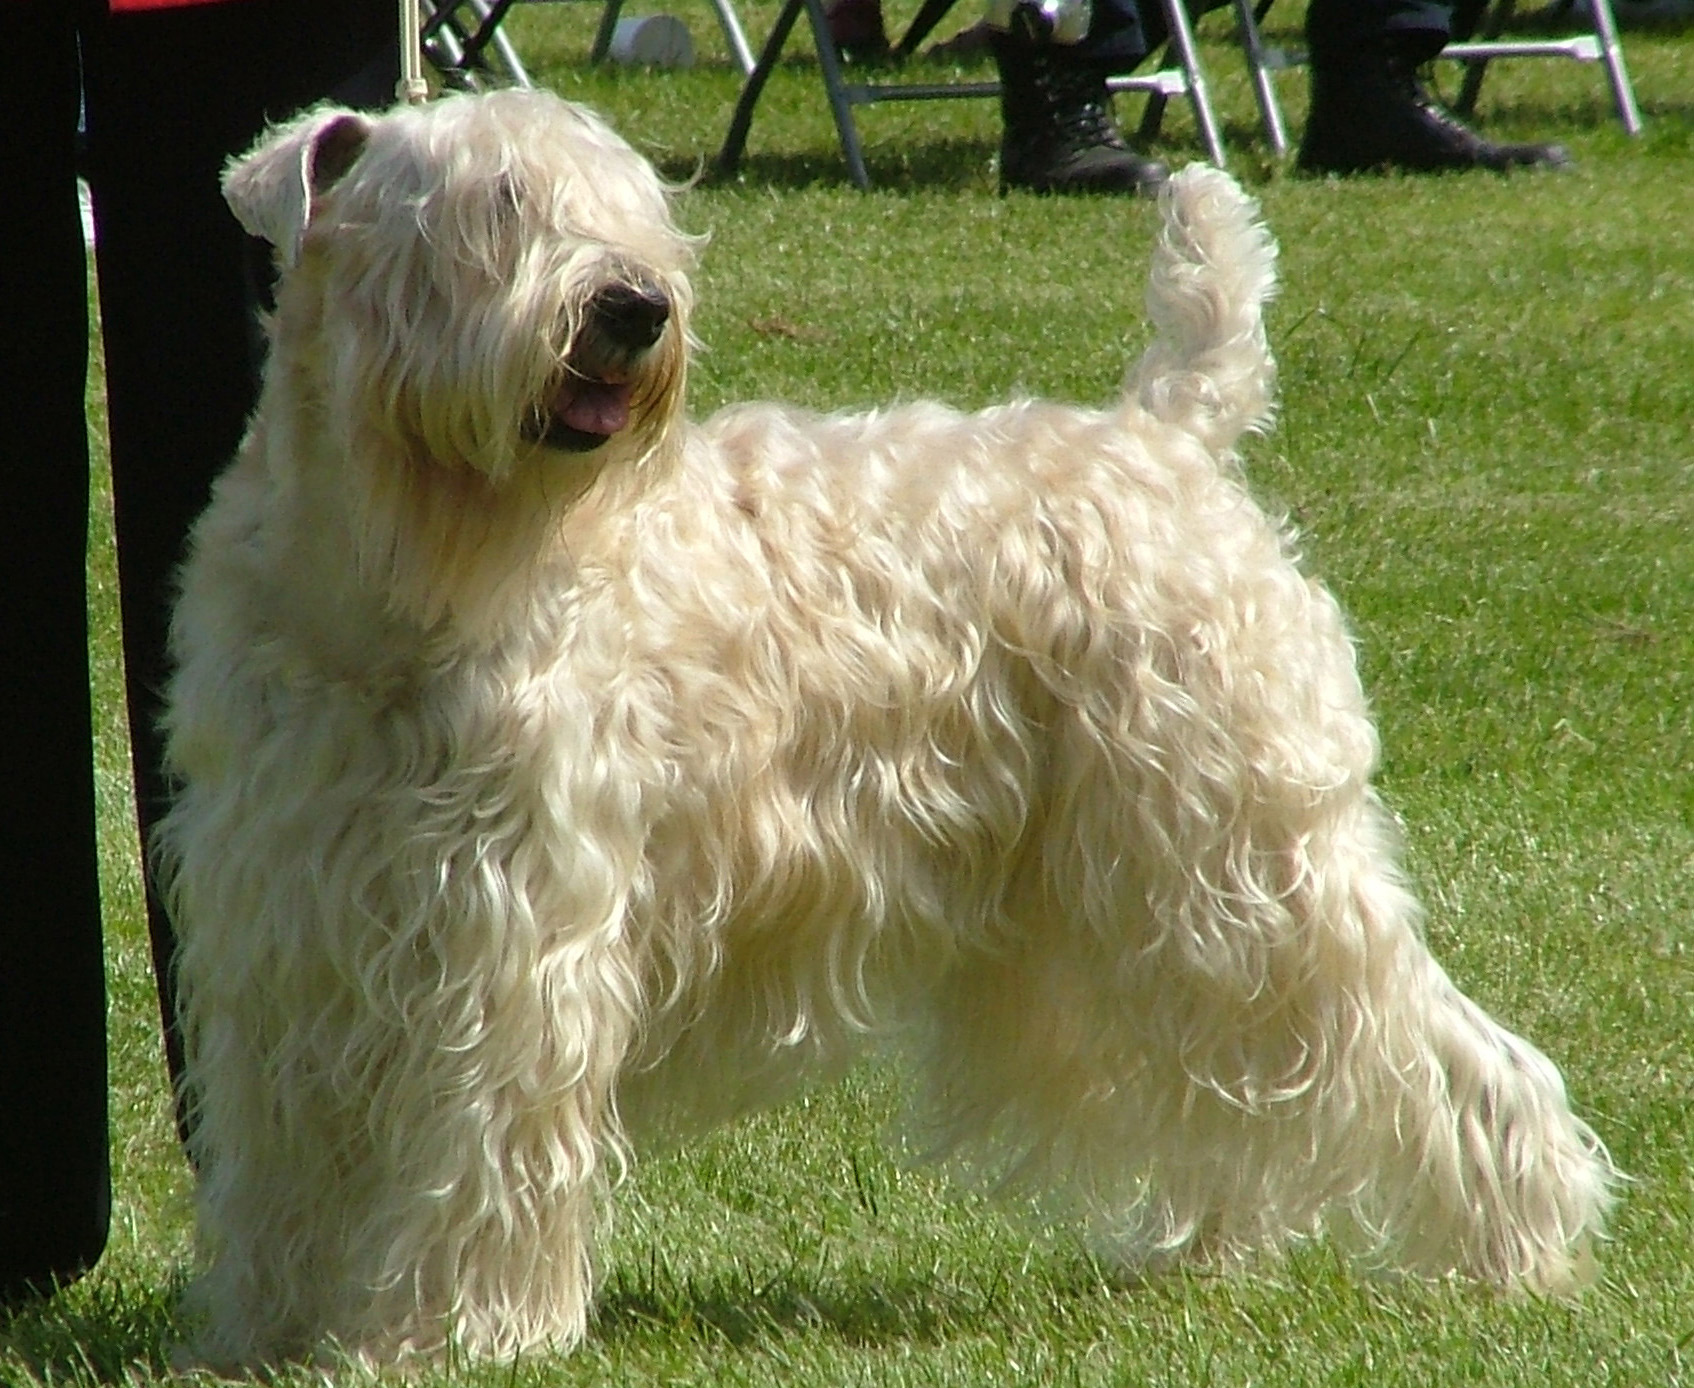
[989, 10, 1169, 196]
[1298, 49, 1572, 175]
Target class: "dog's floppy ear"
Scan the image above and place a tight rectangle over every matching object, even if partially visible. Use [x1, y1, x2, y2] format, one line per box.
[222, 108, 373, 268]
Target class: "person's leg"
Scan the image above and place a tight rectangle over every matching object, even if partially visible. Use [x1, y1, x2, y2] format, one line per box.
[81, 0, 398, 1143]
[989, 0, 1169, 194]
[0, 0, 112, 1303]
[1308, 0, 1455, 57]
[826, 0, 893, 62]
[1299, 0, 1571, 173]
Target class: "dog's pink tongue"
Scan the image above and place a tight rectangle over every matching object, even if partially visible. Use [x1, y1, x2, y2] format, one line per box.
[560, 380, 633, 437]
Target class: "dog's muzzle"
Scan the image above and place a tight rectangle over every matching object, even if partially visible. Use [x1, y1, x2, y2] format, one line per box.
[526, 282, 672, 454]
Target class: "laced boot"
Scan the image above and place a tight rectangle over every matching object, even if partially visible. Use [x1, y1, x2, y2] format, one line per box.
[989, 9, 1169, 196]
[1298, 48, 1572, 175]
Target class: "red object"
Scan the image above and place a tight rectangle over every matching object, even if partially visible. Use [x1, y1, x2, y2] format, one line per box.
[108, 0, 248, 10]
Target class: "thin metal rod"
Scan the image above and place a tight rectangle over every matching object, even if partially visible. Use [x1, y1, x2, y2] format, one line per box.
[399, 0, 430, 103]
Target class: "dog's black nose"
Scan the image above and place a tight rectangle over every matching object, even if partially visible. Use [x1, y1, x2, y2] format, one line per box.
[591, 283, 671, 352]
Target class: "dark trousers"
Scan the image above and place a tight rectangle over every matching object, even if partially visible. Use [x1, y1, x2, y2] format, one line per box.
[1, 1, 109, 1302]
[1076, 0, 1463, 69]
[1, 0, 395, 1304]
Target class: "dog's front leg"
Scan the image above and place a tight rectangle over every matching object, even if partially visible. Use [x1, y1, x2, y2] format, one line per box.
[178, 809, 644, 1369]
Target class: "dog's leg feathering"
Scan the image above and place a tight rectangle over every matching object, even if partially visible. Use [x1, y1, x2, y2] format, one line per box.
[162, 655, 652, 1367]
[903, 557, 1615, 1290]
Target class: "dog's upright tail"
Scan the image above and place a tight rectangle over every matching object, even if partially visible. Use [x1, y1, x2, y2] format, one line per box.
[1131, 165, 1278, 454]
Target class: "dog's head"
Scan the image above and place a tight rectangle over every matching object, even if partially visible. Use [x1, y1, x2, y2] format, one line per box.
[224, 90, 698, 486]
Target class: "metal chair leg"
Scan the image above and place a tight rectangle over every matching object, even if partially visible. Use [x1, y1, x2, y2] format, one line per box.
[1588, 0, 1644, 133]
[802, 0, 875, 189]
[1156, 0, 1226, 166]
[1454, 0, 1514, 115]
[1234, 0, 1288, 158]
[590, 0, 623, 62]
[712, 0, 760, 76]
[718, 0, 810, 176]
[1448, 0, 1642, 132]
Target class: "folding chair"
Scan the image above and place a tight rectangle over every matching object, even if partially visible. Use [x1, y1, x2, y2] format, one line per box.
[719, 0, 1283, 190]
[422, 0, 759, 87]
[1241, 0, 1642, 143]
[424, 0, 536, 86]
[1445, 0, 1641, 131]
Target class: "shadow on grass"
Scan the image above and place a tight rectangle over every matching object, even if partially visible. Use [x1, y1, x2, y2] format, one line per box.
[590, 1249, 1127, 1352]
[0, 1251, 1388, 1379]
[0, 1273, 186, 1385]
[679, 136, 998, 193]
[1441, 96, 1641, 134]
[684, 128, 1279, 194]
[0, 1255, 1130, 1380]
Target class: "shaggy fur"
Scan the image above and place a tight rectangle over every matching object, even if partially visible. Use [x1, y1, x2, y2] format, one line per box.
[158, 89, 1616, 1369]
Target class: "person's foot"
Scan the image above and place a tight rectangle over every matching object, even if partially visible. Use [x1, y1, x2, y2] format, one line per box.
[989, 10, 1170, 195]
[825, 0, 890, 63]
[1298, 52, 1572, 175]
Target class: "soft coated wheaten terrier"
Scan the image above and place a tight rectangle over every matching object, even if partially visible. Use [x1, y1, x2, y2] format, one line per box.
[158, 89, 1616, 1369]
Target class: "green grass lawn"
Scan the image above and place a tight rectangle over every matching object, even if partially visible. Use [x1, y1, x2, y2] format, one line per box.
[6, 4, 1691, 1383]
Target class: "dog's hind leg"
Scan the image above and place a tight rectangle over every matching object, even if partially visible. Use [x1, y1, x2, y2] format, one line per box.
[1179, 790, 1620, 1292]
[906, 710, 1614, 1287]
[905, 865, 1367, 1266]
[1286, 798, 1620, 1291]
